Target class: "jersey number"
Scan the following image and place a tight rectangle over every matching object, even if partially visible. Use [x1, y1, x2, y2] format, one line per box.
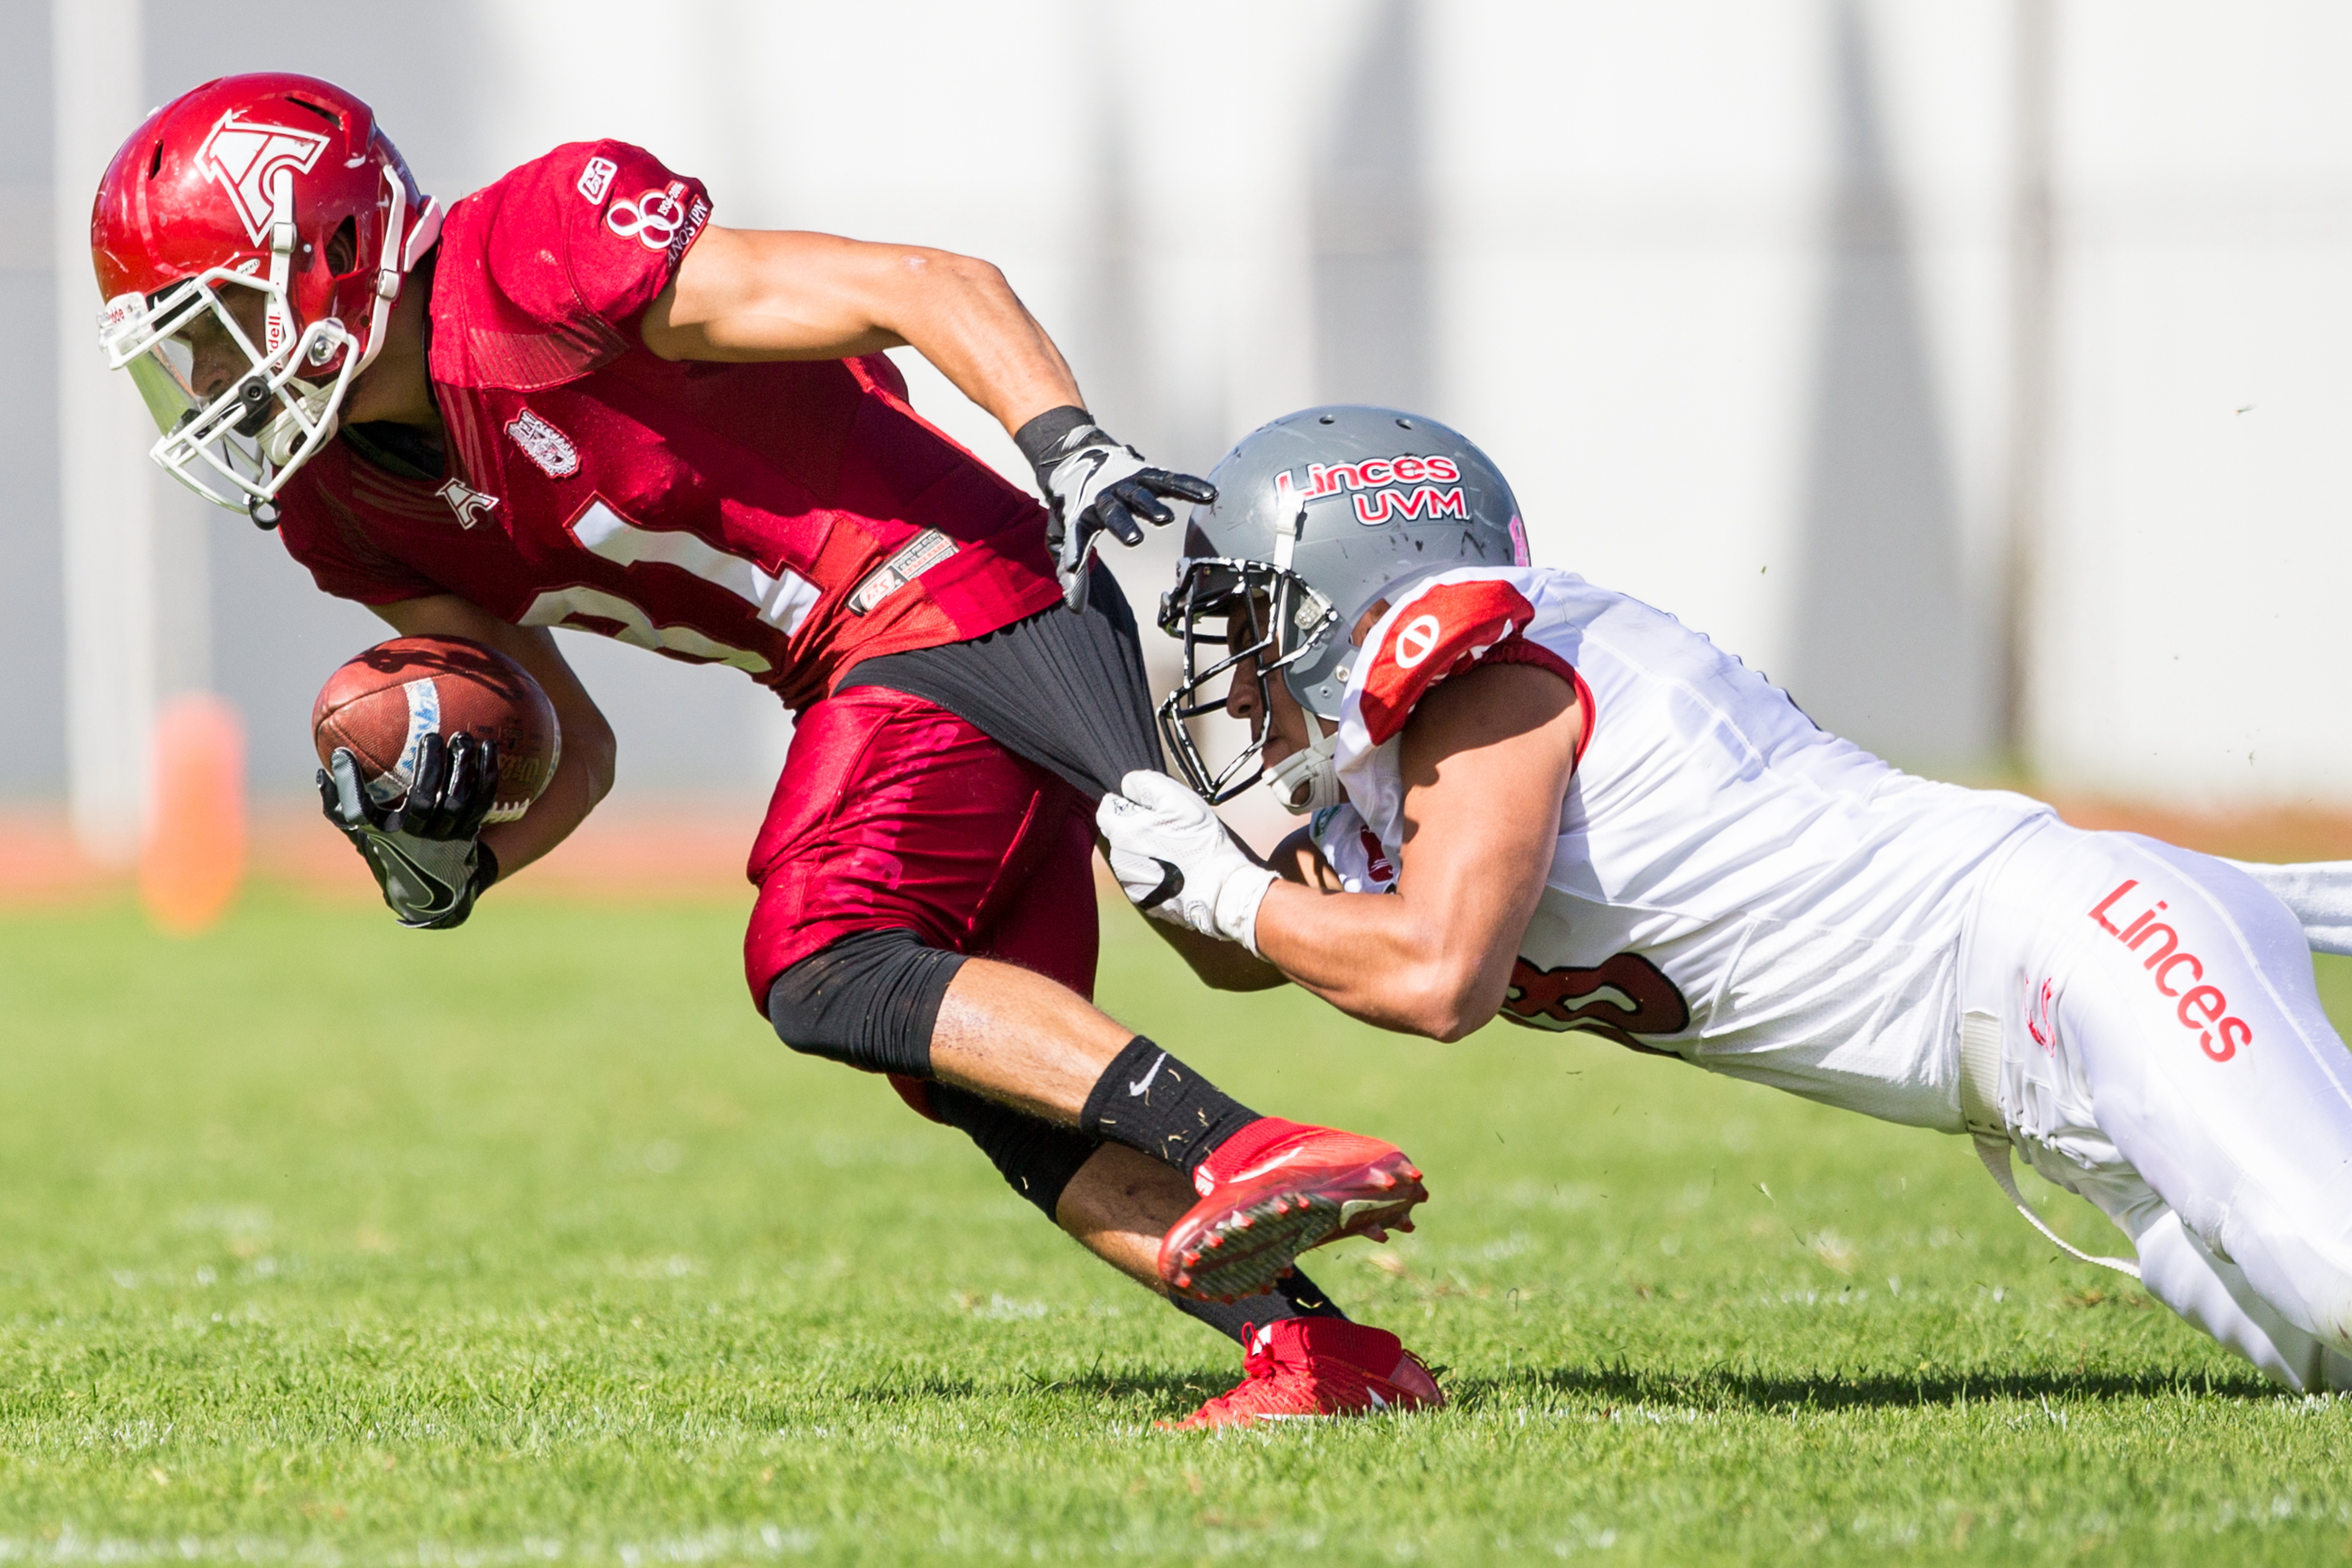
[518, 499, 822, 675]
[1502, 953, 1689, 1056]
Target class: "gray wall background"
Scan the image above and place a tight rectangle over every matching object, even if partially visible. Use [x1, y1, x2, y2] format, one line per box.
[15, 2, 2352, 812]
[1, 0, 62, 794]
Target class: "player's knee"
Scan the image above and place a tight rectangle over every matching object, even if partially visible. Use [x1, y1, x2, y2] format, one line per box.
[765, 928, 964, 1078]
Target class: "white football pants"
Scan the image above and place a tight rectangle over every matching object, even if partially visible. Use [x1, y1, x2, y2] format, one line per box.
[1963, 821, 2352, 1392]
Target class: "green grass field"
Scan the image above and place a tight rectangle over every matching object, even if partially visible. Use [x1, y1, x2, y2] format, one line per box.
[2, 887, 2350, 1565]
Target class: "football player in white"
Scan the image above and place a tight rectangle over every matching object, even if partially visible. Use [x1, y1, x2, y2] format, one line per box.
[1099, 405, 2352, 1395]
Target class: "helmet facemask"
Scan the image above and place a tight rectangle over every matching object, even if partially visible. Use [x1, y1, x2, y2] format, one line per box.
[103, 265, 362, 523]
[1156, 556, 1338, 808]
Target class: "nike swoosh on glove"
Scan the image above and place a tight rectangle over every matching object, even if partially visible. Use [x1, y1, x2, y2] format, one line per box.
[1097, 769, 1278, 951]
[318, 732, 501, 930]
[1018, 409, 1216, 612]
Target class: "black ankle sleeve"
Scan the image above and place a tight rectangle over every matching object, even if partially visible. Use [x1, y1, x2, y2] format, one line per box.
[1169, 1268, 1350, 1344]
[1079, 1035, 1259, 1176]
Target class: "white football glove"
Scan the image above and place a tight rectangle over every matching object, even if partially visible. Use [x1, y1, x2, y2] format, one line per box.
[1097, 769, 1278, 952]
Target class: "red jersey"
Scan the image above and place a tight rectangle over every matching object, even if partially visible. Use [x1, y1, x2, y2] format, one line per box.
[273, 141, 1062, 710]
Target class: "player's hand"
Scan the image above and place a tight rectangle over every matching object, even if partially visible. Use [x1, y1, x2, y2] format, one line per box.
[1098, 769, 1278, 952]
[1018, 410, 1216, 612]
[317, 734, 502, 930]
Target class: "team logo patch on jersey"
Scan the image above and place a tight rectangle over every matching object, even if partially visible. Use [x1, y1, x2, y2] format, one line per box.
[435, 478, 501, 530]
[1273, 453, 1465, 526]
[197, 111, 331, 244]
[606, 181, 709, 257]
[1501, 953, 1689, 1052]
[848, 529, 958, 616]
[576, 155, 618, 206]
[506, 410, 580, 478]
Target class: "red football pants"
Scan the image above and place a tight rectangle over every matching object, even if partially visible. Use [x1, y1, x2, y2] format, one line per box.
[742, 685, 1100, 1113]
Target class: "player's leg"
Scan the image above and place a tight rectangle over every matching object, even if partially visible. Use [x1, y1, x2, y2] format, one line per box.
[946, 781, 1438, 1417]
[756, 718, 1441, 1421]
[2051, 834, 2352, 1363]
[2050, 1165, 2352, 1390]
[940, 831, 1428, 1300]
[2136, 1207, 2352, 1390]
[833, 571, 1430, 1294]
[911, 1098, 1441, 1424]
[747, 685, 1423, 1297]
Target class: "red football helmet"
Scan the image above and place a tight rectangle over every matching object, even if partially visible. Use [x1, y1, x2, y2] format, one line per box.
[91, 73, 441, 524]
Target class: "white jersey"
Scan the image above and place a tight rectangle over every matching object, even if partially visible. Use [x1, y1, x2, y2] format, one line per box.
[1320, 566, 2052, 1129]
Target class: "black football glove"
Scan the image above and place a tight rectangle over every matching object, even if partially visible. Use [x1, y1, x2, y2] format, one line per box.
[1015, 406, 1217, 612]
[317, 731, 501, 930]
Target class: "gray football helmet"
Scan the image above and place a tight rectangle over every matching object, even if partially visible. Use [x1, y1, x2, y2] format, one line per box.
[1157, 406, 1528, 810]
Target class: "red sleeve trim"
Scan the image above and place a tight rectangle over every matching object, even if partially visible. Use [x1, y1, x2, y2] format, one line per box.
[1480, 636, 1596, 768]
[1356, 582, 1594, 762]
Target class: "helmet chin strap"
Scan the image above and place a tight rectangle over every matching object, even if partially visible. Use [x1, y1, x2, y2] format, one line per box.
[1262, 725, 1342, 815]
[262, 167, 299, 361]
[253, 173, 438, 505]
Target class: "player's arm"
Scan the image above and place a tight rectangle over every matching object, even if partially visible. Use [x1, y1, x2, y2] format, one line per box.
[1140, 827, 1343, 991]
[641, 227, 1079, 438]
[1125, 830, 1340, 993]
[371, 594, 617, 880]
[640, 228, 1213, 610]
[1248, 664, 1581, 1039]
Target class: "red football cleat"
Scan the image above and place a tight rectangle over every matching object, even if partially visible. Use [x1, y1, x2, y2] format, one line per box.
[1159, 1116, 1427, 1303]
[1167, 1318, 1444, 1430]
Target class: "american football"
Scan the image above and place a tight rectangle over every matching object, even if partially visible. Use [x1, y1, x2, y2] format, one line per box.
[311, 636, 560, 825]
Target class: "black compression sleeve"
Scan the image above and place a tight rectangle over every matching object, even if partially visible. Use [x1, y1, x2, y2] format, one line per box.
[765, 928, 965, 1078]
[924, 1083, 1101, 1218]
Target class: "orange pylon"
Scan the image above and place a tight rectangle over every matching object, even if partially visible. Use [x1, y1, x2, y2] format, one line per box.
[139, 694, 246, 934]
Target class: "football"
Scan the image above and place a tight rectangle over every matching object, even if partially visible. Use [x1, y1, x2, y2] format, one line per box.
[311, 636, 562, 825]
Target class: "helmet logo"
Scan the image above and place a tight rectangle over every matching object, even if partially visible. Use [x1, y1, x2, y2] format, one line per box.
[1272, 454, 1464, 527]
[198, 111, 332, 243]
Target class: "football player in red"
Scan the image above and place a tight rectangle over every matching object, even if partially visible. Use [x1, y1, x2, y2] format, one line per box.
[88, 74, 1438, 1426]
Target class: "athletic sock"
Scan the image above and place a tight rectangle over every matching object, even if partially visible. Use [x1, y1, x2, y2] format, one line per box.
[1080, 1035, 1261, 1177]
[1169, 1267, 1350, 1343]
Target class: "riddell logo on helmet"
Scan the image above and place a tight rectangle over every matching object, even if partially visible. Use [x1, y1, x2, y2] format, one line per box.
[197, 111, 333, 244]
[1274, 456, 1466, 526]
